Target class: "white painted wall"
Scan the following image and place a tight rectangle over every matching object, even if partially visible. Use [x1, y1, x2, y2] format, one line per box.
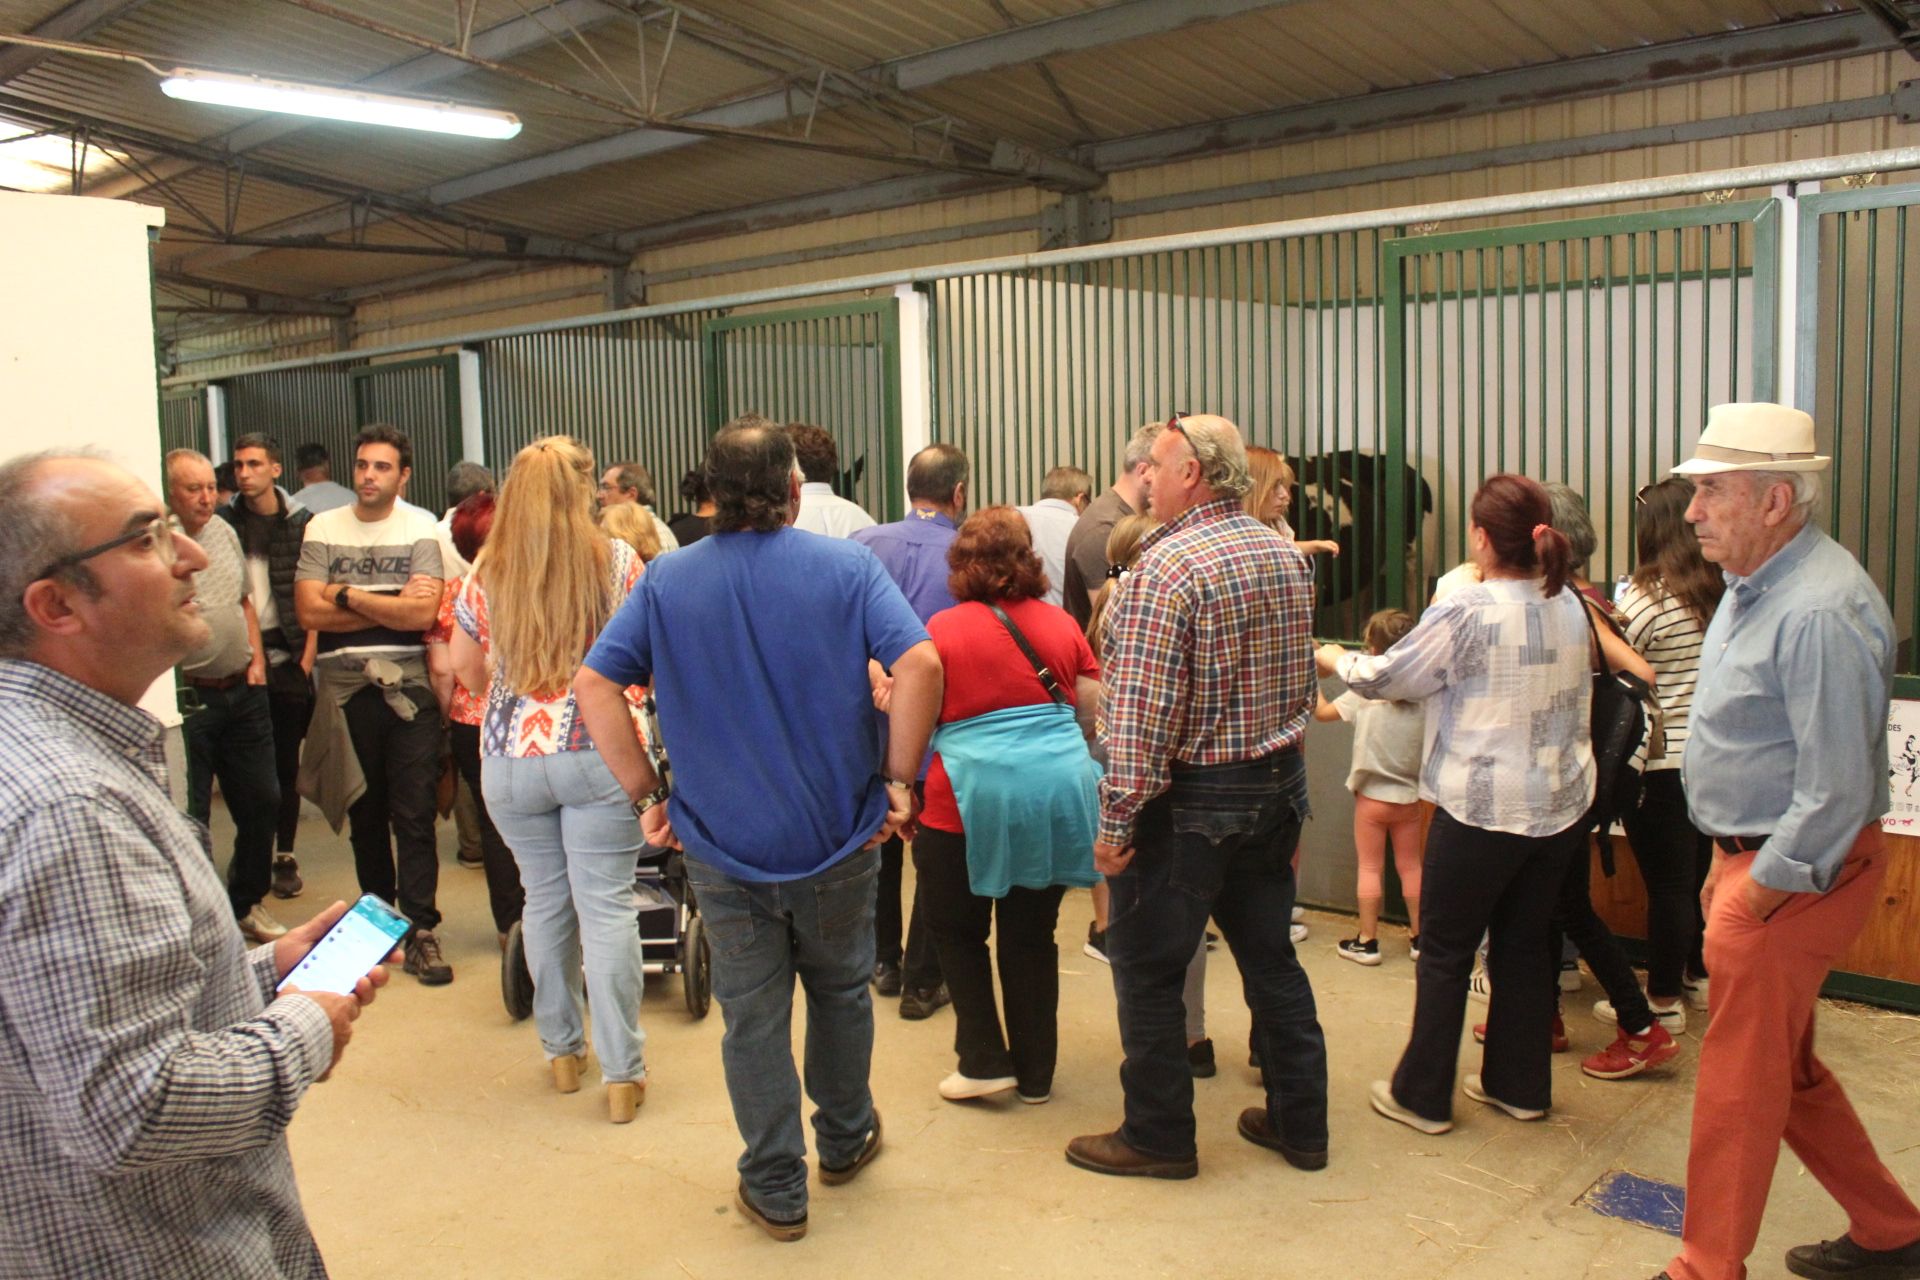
[0, 193, 175, 724]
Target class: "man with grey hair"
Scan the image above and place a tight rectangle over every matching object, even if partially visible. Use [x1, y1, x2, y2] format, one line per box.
[598, 458, 681, 553]
[1067, 413, 1326, 1180]
[1062, 426, 1160, 629]
[166, 448, 286, 944]
[1653, 403, 1920, 1280]
[0, 451, 392, 1278]
[1021, 465, 1093, 608]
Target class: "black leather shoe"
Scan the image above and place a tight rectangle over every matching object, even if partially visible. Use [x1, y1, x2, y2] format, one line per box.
[1236, 1107, 1328, 1171]
[1786, 1234, 1920, 1280]
[1187, 1038, 1216, 1078]
[871, 962, 902, 997]
[899, 984, 950, 1021]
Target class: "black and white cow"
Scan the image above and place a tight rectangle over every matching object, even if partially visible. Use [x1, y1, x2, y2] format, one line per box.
[1293, 449, 1434, 636]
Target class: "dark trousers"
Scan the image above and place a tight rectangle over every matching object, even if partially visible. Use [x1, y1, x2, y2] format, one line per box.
[1108, 750, 1327, 1161]
[265, 664, 313, 854]
[1550, 828, 1654, 1031]
[1620, 769, 1711, 998]
[876, 808, 941, 990]
[449, 720, 524, 935]
[341, 684, 443, 931]
[183, 683, 280, 919]
[912, 825, 1066, 1097]
[1394, 808, 1575, 1121]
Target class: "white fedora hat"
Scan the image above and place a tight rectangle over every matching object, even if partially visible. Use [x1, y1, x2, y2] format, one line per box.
[1672, 402, 1830, 475]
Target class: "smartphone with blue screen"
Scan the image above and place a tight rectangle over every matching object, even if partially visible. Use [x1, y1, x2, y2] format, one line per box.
[276, 894, 411, 996]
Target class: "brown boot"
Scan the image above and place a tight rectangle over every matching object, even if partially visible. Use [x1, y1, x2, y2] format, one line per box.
[1064, 1131, 1197, 1179]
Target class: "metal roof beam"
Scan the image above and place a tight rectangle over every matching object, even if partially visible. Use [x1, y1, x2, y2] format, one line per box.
[1084, 10, 1906, 170]
[83, 0, 627, 200]
[1851, 0, 1920, 59]
[598, 9, 1908, 254]
[0, 0, 154, 84]
[155, 272, 354, 316]
[416, 0, 1296, 206]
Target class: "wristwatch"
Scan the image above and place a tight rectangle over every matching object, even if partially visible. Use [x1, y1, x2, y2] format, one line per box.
[630, 783, 671, 818]
[333, 584, 352, 609]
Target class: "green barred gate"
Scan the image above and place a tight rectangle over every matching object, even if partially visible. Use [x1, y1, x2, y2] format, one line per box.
[482, 312, 715, 516]
[1382, 200, 1781, 606]
[926, 231, 1397, 640]
[703, 300, 903, 523]
[158, 388, 208, 457]
[1796, 182, 1920, 678]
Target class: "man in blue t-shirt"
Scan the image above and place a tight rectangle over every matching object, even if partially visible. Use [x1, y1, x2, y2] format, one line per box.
[575, 420, 942, 1244]
[848, 442, 968, 1017]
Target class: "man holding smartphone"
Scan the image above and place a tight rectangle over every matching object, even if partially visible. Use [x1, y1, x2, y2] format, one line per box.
[0, 451, 392, 1279]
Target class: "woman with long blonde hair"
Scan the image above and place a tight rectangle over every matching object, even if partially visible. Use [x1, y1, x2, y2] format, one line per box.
[1245, 446, 1339, 557]
[449, 435, 652, 1123]
[602, 501, 664, 563]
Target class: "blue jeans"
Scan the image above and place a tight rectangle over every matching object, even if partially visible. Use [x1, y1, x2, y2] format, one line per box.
[182, 683, 281, 919]
[483, 750, 647, 1082]
[1108, 750, 1328, 1161]
[683, 849, 880, 1221]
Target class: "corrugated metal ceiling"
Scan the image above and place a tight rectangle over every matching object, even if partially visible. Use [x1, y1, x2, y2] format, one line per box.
[0, 0, 1874, 316]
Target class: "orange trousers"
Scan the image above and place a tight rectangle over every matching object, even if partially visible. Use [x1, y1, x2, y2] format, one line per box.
[1670, 827, 1920, 1280]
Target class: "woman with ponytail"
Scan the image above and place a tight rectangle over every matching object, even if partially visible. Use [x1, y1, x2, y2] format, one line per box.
[448, 435, 652, 1123]
[1313, 473, 1593, 1133]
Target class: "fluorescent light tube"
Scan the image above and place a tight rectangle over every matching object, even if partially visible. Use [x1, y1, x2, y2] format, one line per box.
[159, 68, 521, 139]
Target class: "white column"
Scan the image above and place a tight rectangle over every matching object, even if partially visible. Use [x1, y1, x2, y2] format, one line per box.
[1774, 180, 1815, 413]
[456, 348, 485, 464]
[894, 283, 931, 465]
[205, 383, 228, 461]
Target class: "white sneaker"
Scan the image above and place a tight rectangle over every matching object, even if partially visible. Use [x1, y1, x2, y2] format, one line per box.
[1682, 976, 1710, 1013]
[938, 1072, 1017, 1101]
[1369, 1080, 1452, 1134]
[1558, 960, 1584, 993]
[1594, 997, 1686, 1034]
[1289, 922, 1308, 944]
[237, 905, 288, 943]
[1291, 905, 1305, 924]
[1463, 1072, 1546, 1121]
[1467, 965, 1492, 1004]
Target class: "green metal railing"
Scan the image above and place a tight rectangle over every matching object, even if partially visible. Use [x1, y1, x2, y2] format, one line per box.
[223, 363, 362, 492]
[1797, 182, 1920, 675]
[350, 356, 462, 513]
[927, 232, 1396, 639]
[1383, 200, 1779, 604]
[159, 389, 208, 457]
[704, 300, 903, 522]
[481, 311, 716, 513]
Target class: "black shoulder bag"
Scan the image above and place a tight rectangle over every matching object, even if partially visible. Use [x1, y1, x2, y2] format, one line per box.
[988, 604, 1069, 706]
[1581, 594, 1659, 868]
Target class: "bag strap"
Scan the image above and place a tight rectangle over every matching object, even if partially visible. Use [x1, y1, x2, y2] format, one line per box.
[987, 603, 1069, 706]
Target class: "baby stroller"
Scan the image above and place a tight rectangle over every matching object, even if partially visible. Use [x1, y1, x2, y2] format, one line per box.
[501, 693, 711, 1020]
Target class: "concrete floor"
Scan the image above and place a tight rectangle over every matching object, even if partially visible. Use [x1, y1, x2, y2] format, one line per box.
[220, 807, 1920, 1280]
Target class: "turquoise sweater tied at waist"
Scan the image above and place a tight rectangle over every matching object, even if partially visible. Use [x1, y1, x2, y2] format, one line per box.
[931, 701, 1102, 898]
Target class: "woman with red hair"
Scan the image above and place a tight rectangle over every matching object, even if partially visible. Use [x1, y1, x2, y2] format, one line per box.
[916, 506, 1102, 1106]
[423, 491, 524, 947]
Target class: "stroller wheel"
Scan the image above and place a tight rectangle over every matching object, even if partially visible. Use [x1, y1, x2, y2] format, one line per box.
[683, 914, 712, 1019]
[501, 920, 534, 1022]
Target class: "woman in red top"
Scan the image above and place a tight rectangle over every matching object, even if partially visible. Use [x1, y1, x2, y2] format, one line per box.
[916, 507, 1102, 1106]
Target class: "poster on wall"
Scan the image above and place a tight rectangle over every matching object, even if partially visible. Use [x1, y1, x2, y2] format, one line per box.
[1889, 700, 1920, 835]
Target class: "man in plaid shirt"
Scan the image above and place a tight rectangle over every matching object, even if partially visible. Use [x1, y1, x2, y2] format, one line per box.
[0, 452, 392, 1278]
[1067, 414, 1329, 1180]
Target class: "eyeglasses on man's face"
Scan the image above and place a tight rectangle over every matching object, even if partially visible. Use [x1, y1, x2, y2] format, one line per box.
[30, 515, 179, 584]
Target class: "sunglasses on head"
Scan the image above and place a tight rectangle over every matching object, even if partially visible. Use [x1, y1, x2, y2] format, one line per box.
[1165, 411, 1192, 445]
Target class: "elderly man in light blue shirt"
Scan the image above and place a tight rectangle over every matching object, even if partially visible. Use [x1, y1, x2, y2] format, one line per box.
[1655, 403, 1920, 1280]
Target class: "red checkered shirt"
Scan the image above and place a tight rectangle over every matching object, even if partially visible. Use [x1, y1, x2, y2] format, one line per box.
[1097, 497, 1316, 846]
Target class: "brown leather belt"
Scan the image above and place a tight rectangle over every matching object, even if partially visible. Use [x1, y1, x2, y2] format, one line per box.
[1718, 834, 1770, 854]
[183, 672, 246, 691]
